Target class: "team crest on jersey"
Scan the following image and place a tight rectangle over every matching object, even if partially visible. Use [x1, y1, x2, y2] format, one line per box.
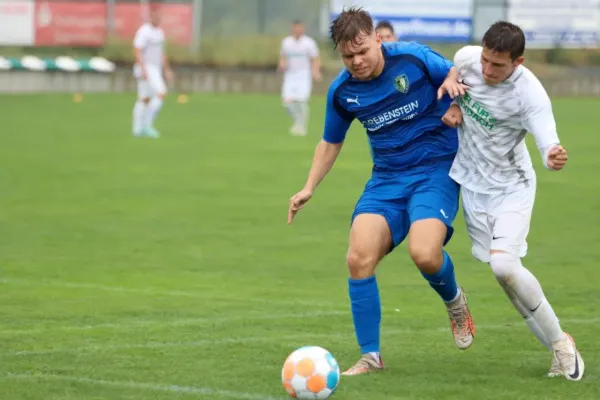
[393, 74, 409, 93]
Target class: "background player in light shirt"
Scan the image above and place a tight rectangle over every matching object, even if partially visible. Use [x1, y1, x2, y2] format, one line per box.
[375, 20, 396, 42]
[442, 21, 584, 381]
[278, 20, 322, 136]
[288, 7, 474, 376]
[132, 9, 173, 138]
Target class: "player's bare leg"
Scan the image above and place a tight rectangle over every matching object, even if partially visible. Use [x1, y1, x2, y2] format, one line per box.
[490, 250, 584, 380]
[342, 213, 390, 376]
[409, 219, 475, 350]
[133, 97, 150, 136]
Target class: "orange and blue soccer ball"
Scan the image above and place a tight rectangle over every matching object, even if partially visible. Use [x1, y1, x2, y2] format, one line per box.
[281, 346, 340, 399]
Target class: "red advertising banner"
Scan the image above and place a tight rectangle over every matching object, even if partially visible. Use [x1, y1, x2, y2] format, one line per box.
[33, 1, 193, 47]
[34, 1, 107, 47]
[114, 3, 193, 46]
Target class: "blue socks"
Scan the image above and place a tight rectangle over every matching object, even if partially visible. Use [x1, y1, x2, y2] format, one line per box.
[421, 251, 459, 302]
[349, 276, 381, 354]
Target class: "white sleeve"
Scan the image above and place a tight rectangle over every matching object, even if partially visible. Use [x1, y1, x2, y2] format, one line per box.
[280, 39, 287, 57]
[133, 26, 148, 49]
[308, 38, 319, 58]
[453, 45, 481, 75]
[520, 76, 560, 169]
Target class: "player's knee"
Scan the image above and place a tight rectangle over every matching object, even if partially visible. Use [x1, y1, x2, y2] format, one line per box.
[408, 244, 443, 274]
[489, 251, 520, 286]
[346, 248, 379, 279]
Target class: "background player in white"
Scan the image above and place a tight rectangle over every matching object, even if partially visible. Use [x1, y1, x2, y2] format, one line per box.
[375, 20, 396, 42]
[278, 20, 321, 136]
[442, 21, 584, 381]
[132, 9, 173, 138]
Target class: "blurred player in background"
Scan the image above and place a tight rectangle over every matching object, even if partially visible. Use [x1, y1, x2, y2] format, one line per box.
[288, 7, 475, 375]
[132, 9, 173, 138]
[375, 20, 396, 42]
[442, 21, 584, 381]
[278, 20, 322, 136]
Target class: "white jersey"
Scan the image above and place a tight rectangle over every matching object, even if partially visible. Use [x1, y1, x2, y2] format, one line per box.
[133, 23, 165, 69]
[449, 46, 560, 194]
[280, 35, 319, 78]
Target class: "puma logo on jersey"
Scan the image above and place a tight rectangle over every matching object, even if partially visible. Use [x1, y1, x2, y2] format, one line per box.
[346, 96, 360, 105]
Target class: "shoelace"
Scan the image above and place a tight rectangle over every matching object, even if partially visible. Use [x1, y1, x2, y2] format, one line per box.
[449, 303, 465, 326]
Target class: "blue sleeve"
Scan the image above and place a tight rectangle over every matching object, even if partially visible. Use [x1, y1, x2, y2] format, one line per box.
[322, 80, 354, 144]
[417, 44, 453, 86]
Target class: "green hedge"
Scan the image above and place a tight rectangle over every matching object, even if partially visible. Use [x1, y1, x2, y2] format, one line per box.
[2, 36, 599, 70]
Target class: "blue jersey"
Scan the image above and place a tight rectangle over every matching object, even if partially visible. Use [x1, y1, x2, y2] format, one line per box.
[323, 41, 458, 172]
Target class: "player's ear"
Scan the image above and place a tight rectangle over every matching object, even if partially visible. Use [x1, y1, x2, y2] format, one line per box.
[513, 56, 525, 67]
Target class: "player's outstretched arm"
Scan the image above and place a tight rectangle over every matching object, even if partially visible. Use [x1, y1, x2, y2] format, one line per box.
[411, 44, 466, 99]
[288, 140, 343, 224]
[437, 67, 467, 100]
[288, 79, 353, 224]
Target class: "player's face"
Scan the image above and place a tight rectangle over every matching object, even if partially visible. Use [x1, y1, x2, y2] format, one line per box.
[481, 47, 524, 85]
[292, 23, 305, 38]
[150, 11, 161, 26]
[339, 31, 383, 80]
[376, 28, 395, 43]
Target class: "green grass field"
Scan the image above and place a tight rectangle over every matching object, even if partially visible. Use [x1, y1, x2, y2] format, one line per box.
[1, 93, 599, 399]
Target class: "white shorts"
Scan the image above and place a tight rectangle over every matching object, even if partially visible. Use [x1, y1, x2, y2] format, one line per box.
[281, 74, 312, 102]
[134, 64, 166, 99]
[461, 179, 536, 263]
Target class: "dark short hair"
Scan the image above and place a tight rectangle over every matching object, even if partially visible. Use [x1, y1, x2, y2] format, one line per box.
[375, 20, 394, 33]
[482, 21, 526, 61]
[292, 20, 303, 25]
[329, 6, 374, 49]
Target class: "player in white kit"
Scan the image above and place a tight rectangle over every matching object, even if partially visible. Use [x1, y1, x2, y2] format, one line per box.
[278, 20, 321, 136]
[442, 21, 584, 381]
[132, 10, 173, 138]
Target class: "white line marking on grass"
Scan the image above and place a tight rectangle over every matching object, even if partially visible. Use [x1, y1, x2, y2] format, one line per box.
[8, 318, 600, 357]
[0, 310, 348, 336]
[4, 373, 286, 400]
[0, 278, 342, 308]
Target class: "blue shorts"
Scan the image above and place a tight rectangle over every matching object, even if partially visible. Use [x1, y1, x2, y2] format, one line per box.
[351, 166, 460, 251]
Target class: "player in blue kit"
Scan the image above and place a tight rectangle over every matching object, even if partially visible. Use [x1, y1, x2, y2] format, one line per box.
[287, 7, 476, 375]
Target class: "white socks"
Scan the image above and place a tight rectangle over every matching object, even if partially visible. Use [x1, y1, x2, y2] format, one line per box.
[297, 101, 309, 129]
[490, 252, 565, 346]
[133, 100, 147, 134]
[144, 97, 163, 128]
[284, 101, 309, 130]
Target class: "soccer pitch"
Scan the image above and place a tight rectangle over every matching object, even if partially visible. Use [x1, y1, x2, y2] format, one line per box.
[1, 93, 598, 399]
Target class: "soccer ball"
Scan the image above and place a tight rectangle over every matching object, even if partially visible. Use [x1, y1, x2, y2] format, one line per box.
[281, 346, 340, 399]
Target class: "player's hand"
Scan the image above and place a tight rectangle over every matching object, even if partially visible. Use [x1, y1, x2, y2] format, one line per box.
[547, 145, 568, 170]
[313, 71, 322, 82]
[141, 68, 148, 80]
[277, 62, 287, 73]
[442, 104, 463, 128]
[165, 67, 174, 84]
[288, 188, 313, 224]
[438, 78, 468, 100]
